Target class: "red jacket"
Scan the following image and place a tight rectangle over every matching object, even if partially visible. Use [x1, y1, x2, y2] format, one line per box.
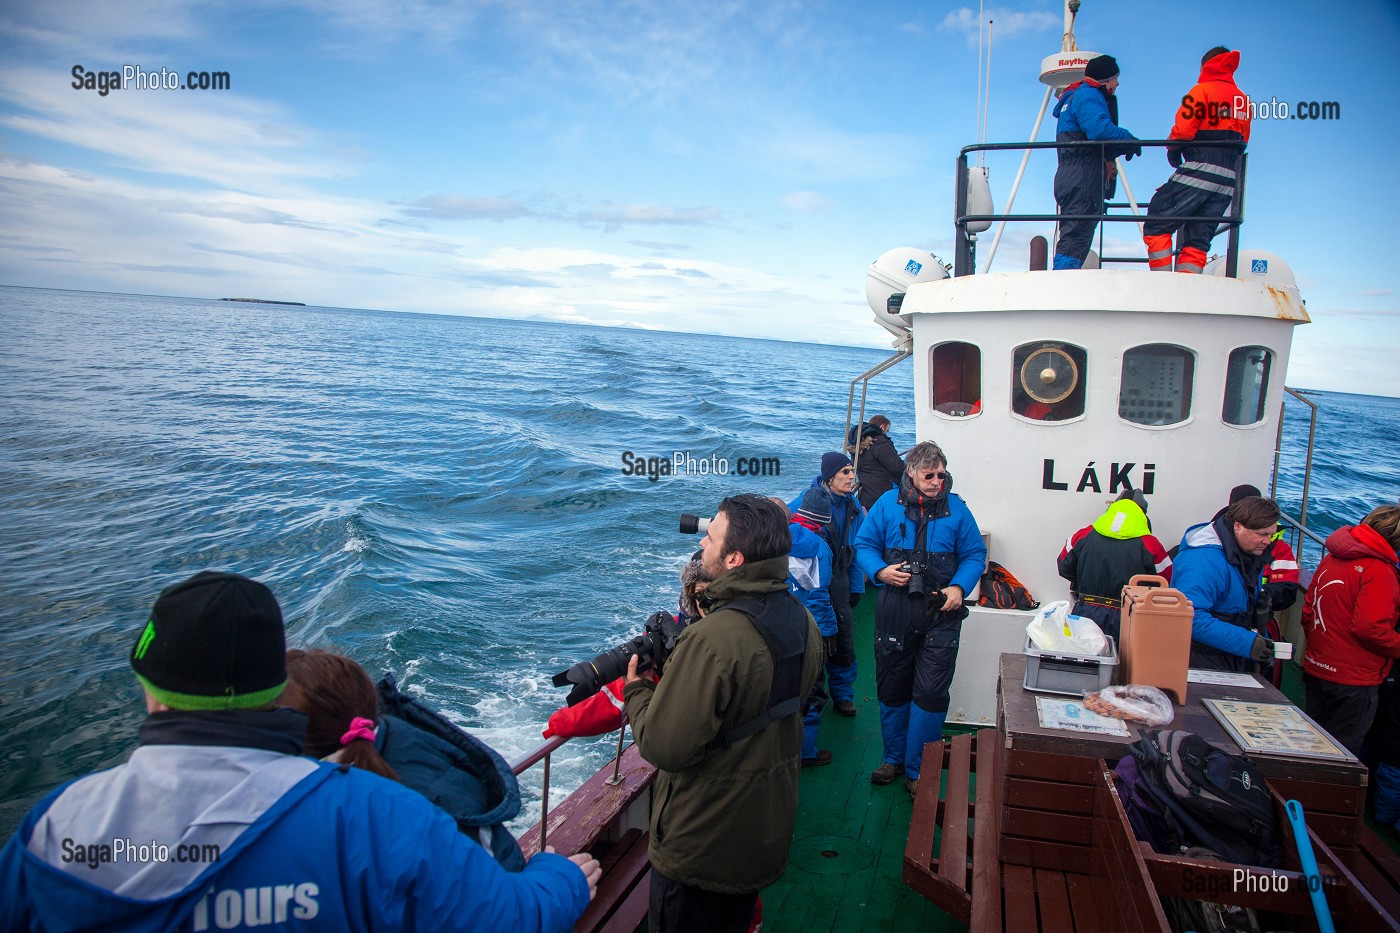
[1302, 524, 1400, 686]
[1170, 50, 1251, 143]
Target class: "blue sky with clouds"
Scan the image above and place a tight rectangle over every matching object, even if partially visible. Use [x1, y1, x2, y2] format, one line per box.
[2, 0, 1396, 395]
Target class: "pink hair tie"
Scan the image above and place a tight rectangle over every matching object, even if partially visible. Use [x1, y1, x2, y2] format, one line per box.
[340, 716, 377, 746]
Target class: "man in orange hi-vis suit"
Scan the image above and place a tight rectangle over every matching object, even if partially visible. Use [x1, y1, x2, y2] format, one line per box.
[1142, 47, 1251, 273]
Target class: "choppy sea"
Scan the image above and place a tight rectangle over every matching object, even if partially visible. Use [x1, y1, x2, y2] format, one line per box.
[1, 285, 1396, 838]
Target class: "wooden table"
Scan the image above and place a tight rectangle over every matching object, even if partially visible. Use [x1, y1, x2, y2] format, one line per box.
[998, 652, 1367, 787]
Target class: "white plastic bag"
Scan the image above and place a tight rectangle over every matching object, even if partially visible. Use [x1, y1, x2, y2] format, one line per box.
[1026, 600, 1109, 656]
[1084, 685, 1175, 726]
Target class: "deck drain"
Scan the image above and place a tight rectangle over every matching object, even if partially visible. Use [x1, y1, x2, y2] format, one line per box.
[789, 834, 876, 875]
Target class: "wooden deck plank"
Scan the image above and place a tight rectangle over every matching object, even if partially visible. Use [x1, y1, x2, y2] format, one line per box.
[969, 728, 1003, 933]
[939, 735, 972, 892]
[1033, 869, 1074, 933]
[1002, 863, 1038, 932]
[1064, 873, 1105, 933]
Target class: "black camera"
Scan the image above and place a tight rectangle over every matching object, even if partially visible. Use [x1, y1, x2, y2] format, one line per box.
[679, 513, 710, 535]
[552, 611, 687, 706]
[899, 561, 947, 610]
[899, 561, 926, 599]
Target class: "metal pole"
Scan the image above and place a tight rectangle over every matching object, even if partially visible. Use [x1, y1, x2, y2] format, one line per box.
[955, 153, 972, 276]
[981, 85, 1054, 274]
[606, 725, 627, 786]
[539, 752, 551, 851]
[1115, 159, 1145, 238]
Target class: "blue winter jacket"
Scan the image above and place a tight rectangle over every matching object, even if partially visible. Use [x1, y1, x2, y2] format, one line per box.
[0, 741, 587, 932]
[1053, 81, 1136, 142]
[788, 478, 865, 597]
[854, 488, 986, 596]
[1173, 518, 1262, 659]
[788, 521, 837, 636]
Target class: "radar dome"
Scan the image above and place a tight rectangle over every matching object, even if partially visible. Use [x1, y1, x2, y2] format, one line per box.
[865, 248, 948, 329]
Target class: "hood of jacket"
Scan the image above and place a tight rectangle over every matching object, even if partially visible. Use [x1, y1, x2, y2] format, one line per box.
[1199, 49, 1241, 85]
[1092, 499, 1150, 540]
[1326, 523, 1400, 565]
[698, 555, 791, 613]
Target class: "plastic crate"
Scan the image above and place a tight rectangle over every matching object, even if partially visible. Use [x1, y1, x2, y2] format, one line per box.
[1022, 634, 1118, 696]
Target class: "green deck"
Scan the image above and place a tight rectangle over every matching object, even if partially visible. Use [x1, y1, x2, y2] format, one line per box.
[763, 597, 967, 933]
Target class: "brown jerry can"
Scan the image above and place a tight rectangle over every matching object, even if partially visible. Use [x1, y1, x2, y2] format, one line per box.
[1119, 574, 1193, 705]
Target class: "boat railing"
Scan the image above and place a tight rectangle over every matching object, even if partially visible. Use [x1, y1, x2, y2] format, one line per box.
[1271, 386, 1321, 566]
[954, 139, 1247, 278]
[510, 726, 633, 851]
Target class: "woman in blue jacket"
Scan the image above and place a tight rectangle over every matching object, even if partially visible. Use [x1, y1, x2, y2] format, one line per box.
[853, 442, 986, 798]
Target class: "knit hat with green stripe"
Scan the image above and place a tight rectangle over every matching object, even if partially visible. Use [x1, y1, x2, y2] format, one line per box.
[131, 571, 287, 710]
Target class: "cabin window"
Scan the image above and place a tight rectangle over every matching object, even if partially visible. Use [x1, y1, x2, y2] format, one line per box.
[1012, 342, 1086, 421]
[931, 342, 981, 417]
[1119, 344, 1195, 426]
[1223, 346, 1273, 425]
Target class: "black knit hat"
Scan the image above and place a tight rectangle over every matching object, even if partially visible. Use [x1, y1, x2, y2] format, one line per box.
[1229, 483, 1262, 505]
[1085, 55, 1119, 81]
[796, 489, 833, 525]
[820, 451, 852, 483]
[131, 571, 287, 710]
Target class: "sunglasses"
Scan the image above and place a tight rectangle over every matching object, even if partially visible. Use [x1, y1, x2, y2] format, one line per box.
[920, 471, 948, 481]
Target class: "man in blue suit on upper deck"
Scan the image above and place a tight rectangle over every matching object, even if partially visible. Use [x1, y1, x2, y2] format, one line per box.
[1051, 53, 1141, 270]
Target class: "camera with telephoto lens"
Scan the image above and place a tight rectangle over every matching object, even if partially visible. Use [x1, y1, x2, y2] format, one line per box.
[552, 611, 687, 706]
[678, 513, 710, 535]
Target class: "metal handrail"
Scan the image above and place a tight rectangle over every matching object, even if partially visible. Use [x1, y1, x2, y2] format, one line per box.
[1271, 387, 1320, 565]
[509, 726, 634, 851]
[954, 139, 1247, 278]
[846, 348, 912, 473]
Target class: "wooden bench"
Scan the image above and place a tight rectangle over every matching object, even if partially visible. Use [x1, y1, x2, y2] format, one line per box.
[902, 730, 990, 926]
[518, 743, 657, 933]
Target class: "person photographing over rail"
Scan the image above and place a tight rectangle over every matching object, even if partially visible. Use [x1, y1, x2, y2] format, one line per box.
[1050, 53, 1140, 271]
[1142, 46, 1251, 273]
[624, 494, 823, 933]
[0, 570, 599, 932]
[854, 442, 986, 799]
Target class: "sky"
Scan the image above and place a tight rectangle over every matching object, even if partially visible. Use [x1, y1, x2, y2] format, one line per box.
[1, 0, 1397, 396]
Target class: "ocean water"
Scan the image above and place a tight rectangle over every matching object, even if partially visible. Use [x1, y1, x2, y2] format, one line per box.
[1, 285, 1395, 838]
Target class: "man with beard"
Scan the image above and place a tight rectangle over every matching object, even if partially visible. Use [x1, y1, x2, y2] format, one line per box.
[1172, 495, 1282, 672]
[790, 453, 866, 717]
[854, 442, 986, 798]
[624, 494, 823, 933]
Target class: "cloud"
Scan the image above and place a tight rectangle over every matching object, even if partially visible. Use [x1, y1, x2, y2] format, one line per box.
[1360, 288, 1392, 296]
[402, 195, 533, 222]
[781, 191, 831, 213]
[628, 240, 691, 252]
[939, 7, 1060, 47]
[576, 203, 724, 232]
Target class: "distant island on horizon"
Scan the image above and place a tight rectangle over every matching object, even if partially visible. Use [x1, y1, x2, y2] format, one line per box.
[219, 297, 307, 306]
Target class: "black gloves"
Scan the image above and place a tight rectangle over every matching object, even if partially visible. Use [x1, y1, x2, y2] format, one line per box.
[1124, 144, 1142, 161]
[824, 635, 839, 658]
[849, 591, 863, 610]
[1249, 637, 1276, 663]
[1167, 147, 1184, 168]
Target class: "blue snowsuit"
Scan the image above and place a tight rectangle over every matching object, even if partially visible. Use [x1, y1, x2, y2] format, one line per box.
[1051, 79, 1137, 269]
[854, 481, 985, 781]
[788, 520, 836, 760]
[789, 478, 865, 703]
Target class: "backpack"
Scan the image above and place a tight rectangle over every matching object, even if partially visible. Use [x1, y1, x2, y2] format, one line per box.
[1121, 730, 1281, 867]
[1161, 847, 1263, 933]
[977, 561, 1040, 610]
